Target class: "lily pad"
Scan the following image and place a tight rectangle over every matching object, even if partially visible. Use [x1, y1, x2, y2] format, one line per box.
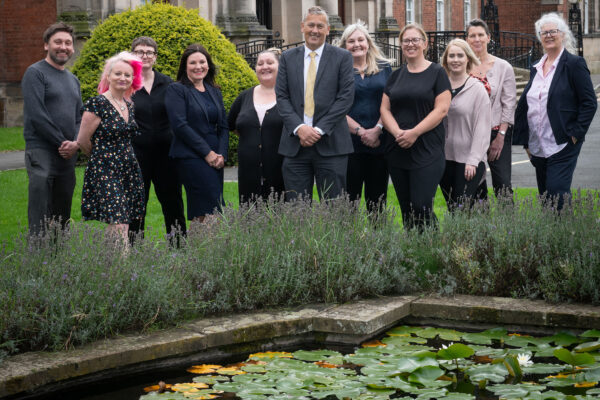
[546, 332, 581, 347]
[381, 335, 427, 345]
[554, 348, 596, 367]
[522, 363, 567, 375]
[292, 350, 343, 362]
[581, 330, 600, 339]
[574, 340, 600, 353]
[437, 343, 475, 360]
[465, 363, 509, 383]
[408, 366, 445, 385]
[412, 327, 463, 341]
[192, 375, 230, 384]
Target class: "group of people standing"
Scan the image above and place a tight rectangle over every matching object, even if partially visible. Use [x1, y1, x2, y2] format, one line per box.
[22, 6, 597, 243]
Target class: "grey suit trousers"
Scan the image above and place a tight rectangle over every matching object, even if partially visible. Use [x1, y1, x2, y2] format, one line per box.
[25, 148, 76, 235]
[282, 147, 347, 201]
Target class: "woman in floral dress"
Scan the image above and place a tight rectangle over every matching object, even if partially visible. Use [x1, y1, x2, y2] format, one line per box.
[74, 51, 145, 244]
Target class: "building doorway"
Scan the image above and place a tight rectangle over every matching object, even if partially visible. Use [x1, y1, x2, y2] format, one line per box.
[256, 0, 272, 29]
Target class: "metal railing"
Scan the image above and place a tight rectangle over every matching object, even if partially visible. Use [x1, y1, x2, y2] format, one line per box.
[235, 30, 541, 70]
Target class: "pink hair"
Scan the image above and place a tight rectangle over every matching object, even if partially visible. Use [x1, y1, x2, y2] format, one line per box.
[97, 51, 143, 100]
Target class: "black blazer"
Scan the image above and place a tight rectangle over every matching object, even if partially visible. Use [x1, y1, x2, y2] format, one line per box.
[513, 50, 597, 147]
[275, 43, 355, 157]
[165, 82, 229, 160]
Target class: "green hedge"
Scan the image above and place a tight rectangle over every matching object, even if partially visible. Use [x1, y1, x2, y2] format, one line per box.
[71, 3, 257, 165]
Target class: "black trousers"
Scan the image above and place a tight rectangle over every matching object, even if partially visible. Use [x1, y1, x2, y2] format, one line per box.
[478, 129, 513, 199]
[346, 152, 389, 213]
[387, 156, 445, 230]
[440, 160, 486, 212]
[282, 147, 347, 201]
[25, 148, 76, 235]
[129, 144, 186, 238]
[530, 139, 582, 210]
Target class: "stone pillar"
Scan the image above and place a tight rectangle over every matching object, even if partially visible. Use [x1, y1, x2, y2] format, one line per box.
[377, 0, 400, 31]
[216, 0, 272, 44]
[318, 0, 345, 31]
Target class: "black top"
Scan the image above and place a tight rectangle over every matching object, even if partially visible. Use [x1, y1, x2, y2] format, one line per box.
[131, 70, 173, 148]
[228, 86, 285, 202]
[198, 89, 219, 125]
[384, 63, 451, 169]
[349, 63, 392, 154]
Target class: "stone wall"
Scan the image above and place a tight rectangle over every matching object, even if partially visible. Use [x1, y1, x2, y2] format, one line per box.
[584, 34, 600, 73]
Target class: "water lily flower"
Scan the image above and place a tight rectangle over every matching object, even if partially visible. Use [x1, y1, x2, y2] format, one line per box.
[517, 353, 533, 367]
[441, 342, 454, 349]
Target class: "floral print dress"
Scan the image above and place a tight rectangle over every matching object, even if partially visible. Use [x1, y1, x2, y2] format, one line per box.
[81, 95, 145, 224]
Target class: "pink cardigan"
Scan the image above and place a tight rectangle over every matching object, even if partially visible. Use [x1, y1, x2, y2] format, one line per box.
[444, 77, 491, 166]
[487, 56, 517, 127]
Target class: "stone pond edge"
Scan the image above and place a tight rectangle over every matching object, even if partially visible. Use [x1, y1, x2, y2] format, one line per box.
[2, 294, 600, 398]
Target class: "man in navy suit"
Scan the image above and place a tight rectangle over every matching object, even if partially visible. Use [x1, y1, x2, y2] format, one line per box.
[276, 6, 354, 201]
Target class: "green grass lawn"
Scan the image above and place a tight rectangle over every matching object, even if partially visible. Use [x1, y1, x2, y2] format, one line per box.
[0, 127, 25, 152]
[0, 166, 462, 243]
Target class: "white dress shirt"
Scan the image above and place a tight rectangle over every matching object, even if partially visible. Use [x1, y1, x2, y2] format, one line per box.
[294, 44, 325, 135]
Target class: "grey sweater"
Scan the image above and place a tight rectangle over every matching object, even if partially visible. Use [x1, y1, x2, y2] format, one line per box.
[22, 60, 82, 150]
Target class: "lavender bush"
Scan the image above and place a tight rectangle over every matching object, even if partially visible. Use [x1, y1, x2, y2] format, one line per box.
[1, 192, 598, 358]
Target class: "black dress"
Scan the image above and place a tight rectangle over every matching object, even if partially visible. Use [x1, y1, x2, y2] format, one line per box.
[228, 86, 284, 202]
[129, 71, 186, 236]
[81, 95, 145, 224]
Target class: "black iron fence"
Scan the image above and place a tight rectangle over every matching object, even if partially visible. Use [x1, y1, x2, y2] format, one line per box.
[235, 30, 541, 70]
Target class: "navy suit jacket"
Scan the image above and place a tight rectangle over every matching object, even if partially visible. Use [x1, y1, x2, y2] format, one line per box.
[165, 82, 229, 160]
[513, 50, 597, 147]
[276, 43, 355, 157]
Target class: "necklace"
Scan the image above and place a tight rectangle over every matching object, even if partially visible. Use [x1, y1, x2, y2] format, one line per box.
[109, 92, 126, 111]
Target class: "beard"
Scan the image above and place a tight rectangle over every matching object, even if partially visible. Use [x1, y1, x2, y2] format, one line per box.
[49, 51, 72, 66]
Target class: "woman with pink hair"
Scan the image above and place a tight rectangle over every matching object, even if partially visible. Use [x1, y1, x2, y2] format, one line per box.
[73, 51, 145, 244]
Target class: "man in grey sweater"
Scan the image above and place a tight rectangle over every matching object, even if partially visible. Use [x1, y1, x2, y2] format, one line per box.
[22, 22, 82, 235]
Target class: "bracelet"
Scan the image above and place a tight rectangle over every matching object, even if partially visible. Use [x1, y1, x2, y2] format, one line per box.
[498, 130, 506, 136]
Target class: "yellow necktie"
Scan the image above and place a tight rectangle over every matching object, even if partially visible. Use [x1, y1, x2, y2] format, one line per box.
[305, 51, 317, 117]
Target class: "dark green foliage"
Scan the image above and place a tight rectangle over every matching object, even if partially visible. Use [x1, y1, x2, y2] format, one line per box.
[70, 3, 258, 164]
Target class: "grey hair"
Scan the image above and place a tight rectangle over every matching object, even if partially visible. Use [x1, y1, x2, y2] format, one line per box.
[303, 6, 329, 25]
[338, 20, 394, 75]
[535, 12, 576, 54]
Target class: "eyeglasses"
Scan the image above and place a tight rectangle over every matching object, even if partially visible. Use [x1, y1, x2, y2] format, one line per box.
[401, 37, 424, 45]
[539, 29, 560, 37]
[133, 50, 157, 57]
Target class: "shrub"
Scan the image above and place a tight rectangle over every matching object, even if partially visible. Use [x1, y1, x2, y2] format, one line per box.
[70, 3, 258, 165]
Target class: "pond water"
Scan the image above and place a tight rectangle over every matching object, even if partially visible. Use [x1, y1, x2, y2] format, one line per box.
[132, 325, 600, 400]
[32, 325, 600, 400]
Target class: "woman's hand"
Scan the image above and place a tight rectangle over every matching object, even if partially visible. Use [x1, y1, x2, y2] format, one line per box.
[464, 164, 477, 181]
[395, 129, 418, 148]
[205, 151, 219, 167]
[360, 127, 381, 148]
[206, 151, 225, 169]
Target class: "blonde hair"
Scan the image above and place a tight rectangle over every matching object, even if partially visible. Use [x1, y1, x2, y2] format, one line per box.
[399, 23, 428, 56]
[441, 39, 480, 74]
[338, 20, 393, 75]
[258, 47, 282, 62]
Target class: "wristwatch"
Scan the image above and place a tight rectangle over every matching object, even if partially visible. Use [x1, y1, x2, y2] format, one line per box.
[355, 126, 361, 135]
[498, 130, 506, 136]
[376, 123, 384, 132]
